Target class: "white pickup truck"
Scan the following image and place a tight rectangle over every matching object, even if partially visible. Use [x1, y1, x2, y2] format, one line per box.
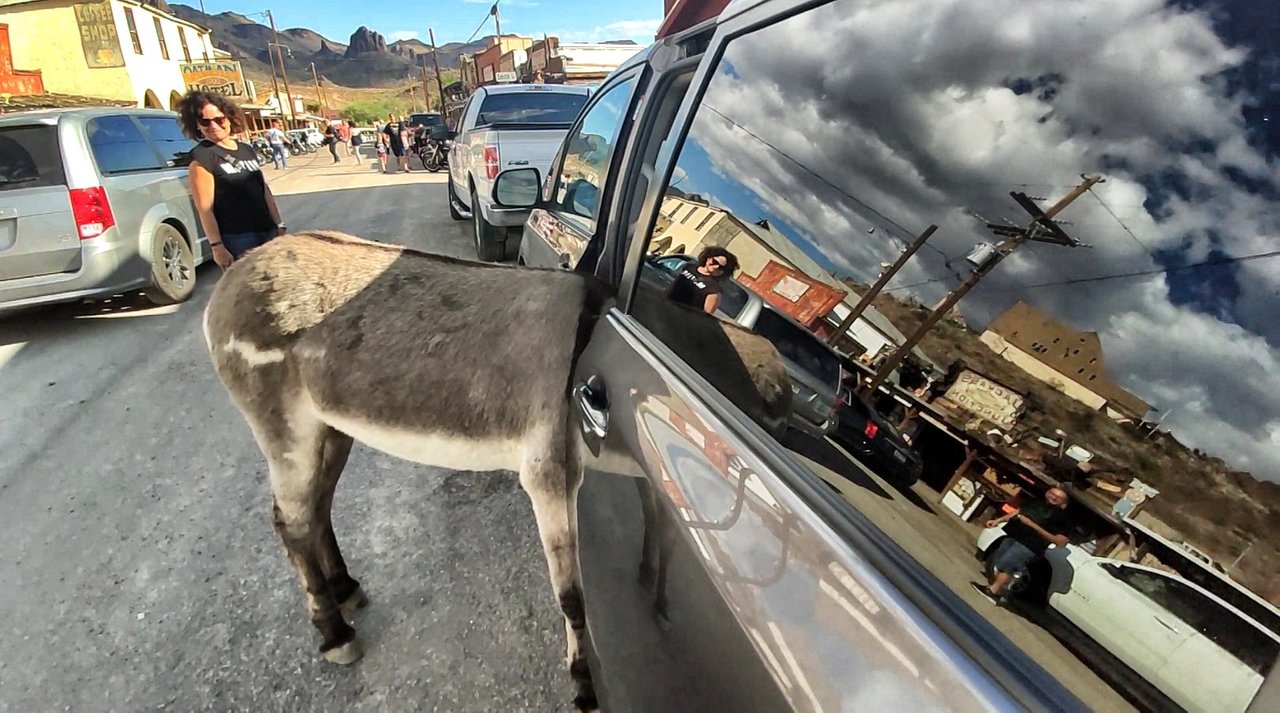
[446, 83, 591, 261]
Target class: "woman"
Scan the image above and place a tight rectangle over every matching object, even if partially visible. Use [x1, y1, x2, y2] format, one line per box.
[667, 246, 739, 314]
[178, 90, 285, 269]
[324, 122, 340, 164]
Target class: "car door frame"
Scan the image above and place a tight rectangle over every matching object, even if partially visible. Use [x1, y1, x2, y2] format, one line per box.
[518, 62, 652, 271]
[576, 3, 1086, 710]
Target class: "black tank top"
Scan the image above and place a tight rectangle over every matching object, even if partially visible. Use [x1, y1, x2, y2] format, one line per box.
[189, 140, 275, 236]
[667, 262, 722, 309]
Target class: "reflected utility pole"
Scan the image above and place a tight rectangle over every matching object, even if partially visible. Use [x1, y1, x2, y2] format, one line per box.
[826, 224, 937, 346]
[862, 176, 1103, 395]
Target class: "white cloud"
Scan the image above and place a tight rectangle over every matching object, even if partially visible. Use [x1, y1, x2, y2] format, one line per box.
[550, 18, 662, 44]
[386, 31, 420, 42]
[669, 0, 1280, 480]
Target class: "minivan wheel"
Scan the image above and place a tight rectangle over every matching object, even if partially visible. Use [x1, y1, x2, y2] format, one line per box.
[472, 187, 506, 262]
[144, 224, 195, 305]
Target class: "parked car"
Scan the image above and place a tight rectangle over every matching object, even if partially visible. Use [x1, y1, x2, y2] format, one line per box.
[0, 108, 208, 313]
[977, 526, 1280, 713]
[446, 83, 591, 261]
[830, 391, 924, 485]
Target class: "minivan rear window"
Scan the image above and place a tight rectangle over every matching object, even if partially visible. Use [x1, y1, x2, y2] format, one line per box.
[0, 125, 65, 191]
[88, 115, 163, 174]
[476, 92, 587, 127]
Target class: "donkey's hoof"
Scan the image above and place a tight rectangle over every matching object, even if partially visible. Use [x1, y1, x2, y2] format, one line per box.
[340, 589, 370, 618]
[322, 638, 364, 665]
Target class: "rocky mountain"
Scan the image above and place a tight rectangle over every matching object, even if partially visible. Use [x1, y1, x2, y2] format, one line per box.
[168, 4, 489, 90]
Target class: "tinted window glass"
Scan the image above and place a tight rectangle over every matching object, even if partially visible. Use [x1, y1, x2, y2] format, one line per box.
[137, 116, 194, 168]
[753, 309, 842, 388]
[625, 0, 1279, 707]
[88, 116, 162, 174]
[409, 113, 444, 129]
[475, 91, 587, 127]
[551, 75, 638, 232]
[0, 125, 65, 190]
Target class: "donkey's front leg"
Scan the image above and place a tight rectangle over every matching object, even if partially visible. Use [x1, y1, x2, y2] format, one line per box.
[520, 428, 596, 712]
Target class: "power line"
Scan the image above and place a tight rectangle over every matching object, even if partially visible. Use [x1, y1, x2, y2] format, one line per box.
[466, 1, 499, 43]
[1088, 187, 1153, 257]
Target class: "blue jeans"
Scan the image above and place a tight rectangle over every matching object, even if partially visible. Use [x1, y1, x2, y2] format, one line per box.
[270, 143, 287, 169]
[222, 230, 277, 259]
[992, 538, 1036, 575]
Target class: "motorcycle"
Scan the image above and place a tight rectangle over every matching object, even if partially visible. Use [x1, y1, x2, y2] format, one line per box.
[416, 136, 450, 172]
[249, 136, 273, 164]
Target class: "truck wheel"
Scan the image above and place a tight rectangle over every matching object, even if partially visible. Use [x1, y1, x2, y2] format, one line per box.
[502, 227, 523, 261]
[143, 223, 195, 305]
[447, 179, 465, 221]
[472, 187, 507, 262]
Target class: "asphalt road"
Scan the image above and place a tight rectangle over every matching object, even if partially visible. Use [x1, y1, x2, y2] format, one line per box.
[0, 157, 575, 712]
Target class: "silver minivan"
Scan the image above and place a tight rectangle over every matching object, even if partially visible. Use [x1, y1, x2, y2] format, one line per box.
[0, 108, 208, 313]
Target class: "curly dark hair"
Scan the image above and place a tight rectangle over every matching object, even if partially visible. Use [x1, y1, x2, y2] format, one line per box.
[695, 245, 740, 277]
[176, 90, 246, 140]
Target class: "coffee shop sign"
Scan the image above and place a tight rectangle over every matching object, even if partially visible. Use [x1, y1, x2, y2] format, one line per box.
[180, 62, 248, 98]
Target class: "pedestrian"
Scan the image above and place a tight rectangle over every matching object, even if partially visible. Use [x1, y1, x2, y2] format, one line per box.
[335, 120, 351, 157]
[667, 246, 739, 314]
[324, 122, 340, 164]
[383, 112, 410, 173]
[348, 121, 364, 165]
[972, 487, 1072, 605]
[265, 118, 288, 170]
[375, 132, 388, 173]
[177, 90, 286, 269]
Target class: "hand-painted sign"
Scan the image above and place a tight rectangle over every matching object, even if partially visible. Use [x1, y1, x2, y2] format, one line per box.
[179, 62, 248, 99]
[940, 368, 1025, 430]
[74, 1, 125, 68]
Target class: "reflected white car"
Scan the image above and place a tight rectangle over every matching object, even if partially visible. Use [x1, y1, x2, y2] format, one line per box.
[978, 525, 1279, 713]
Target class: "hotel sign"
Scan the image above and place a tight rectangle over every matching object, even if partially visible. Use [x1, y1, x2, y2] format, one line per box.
[74, 1, 125, 68]
[939, 368, 1025, 431]
[180, 61, 249, 99]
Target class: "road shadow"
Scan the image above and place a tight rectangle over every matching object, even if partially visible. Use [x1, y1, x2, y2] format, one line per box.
[780, 430, 892, 500]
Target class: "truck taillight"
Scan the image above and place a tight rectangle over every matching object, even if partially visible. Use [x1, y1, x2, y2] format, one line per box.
[69, 187, 115, 239]
[484, 145, 500, 180]
[864, 421, 879, 439]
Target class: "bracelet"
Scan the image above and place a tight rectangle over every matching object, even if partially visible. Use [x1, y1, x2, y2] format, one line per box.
[210, 241, 223, 247]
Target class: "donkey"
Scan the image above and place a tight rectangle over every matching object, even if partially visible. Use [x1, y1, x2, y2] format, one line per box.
[203, 230, 793, 711]
[202, 231, 605, 710]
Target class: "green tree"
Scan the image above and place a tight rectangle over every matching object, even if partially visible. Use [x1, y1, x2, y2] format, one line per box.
[340, 97, 408, 126]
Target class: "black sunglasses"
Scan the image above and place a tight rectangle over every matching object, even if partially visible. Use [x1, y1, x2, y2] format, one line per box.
[199, 115, 229, 127]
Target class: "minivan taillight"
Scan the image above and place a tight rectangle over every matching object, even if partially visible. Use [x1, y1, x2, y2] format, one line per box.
[484, 145, 501, 180]
[69, 187, 115, 239]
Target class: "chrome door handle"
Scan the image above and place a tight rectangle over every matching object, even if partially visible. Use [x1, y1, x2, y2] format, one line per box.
[575, 376, 609, 438]
[1153, 616, 1182, 634]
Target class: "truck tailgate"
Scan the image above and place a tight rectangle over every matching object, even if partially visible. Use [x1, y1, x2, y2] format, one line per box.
[494, 128, 571, 179]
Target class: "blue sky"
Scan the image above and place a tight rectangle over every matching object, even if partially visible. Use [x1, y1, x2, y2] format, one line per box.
[188, 0, 664, 46]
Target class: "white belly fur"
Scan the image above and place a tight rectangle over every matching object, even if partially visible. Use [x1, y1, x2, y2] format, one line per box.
[320, 410, 524, 473]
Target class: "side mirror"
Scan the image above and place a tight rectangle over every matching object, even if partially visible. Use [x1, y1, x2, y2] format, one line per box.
[492, 167, 542, 208]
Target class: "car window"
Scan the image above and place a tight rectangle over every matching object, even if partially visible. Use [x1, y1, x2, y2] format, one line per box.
[137, 116, 195, 168]
[1105, 564, 1211, 628]
[475, 91, 588, 127]
[549, 75, 639, 233]
[87, 115, 162, 174]
[0, 125, 65, 191]
[620, 0, 1279, 707]
[753, 309, 842, 387]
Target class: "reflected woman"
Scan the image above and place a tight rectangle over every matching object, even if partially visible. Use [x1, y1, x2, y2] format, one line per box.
[668, 246, 739, 314]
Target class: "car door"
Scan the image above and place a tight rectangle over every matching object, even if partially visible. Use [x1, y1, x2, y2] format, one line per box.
[567, 5, 1081, 711]
[135, 115, 204, 256]
[0, 121, 80, 282]
[85, 115, 167, 258]
[519, 69, 644, 270]
[1051, 561, 1190, 689]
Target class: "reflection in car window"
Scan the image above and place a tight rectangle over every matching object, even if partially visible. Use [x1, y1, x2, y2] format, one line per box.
[137, 116, 195, 168]
[626, 0, 1280, 708]
[0, 126, 65, 191]
[552, 76, 638, 232]
[88, 116, 161, 174]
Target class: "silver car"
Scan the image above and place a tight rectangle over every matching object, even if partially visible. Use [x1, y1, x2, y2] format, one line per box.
[0, 108, 208, 313]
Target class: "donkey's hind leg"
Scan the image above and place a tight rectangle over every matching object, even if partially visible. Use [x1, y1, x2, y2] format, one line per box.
[520, 424, 596, 712]
[254, 404, 361, 665]
[313, 427, 368, 617]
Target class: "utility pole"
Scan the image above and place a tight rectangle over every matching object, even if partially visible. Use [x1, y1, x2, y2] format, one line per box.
[420, 56, 431, 111]
[309, 62, 326, 115]
[862, 176, 1103, 395]
[265, 40, 282, 119]
[1228, 541, 1253, 574]
[493, 2, 502, 39]
[266, 10, 296, 125]
[826, 224, 937, 346]
[429, 28, 446, 113]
